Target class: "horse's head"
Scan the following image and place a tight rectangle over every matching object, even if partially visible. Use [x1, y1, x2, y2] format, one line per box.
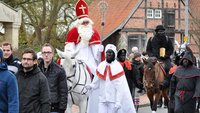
[143, 57, 158, 90]
[56, 48, 76, 90]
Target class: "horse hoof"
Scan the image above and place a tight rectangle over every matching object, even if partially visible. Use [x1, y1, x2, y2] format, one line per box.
[152, 111, 156, 113]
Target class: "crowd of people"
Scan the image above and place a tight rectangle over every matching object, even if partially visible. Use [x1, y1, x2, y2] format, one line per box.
[0, 42, 68, 113]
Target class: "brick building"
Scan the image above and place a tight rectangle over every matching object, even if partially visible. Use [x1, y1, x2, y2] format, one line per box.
[89, 0, 200, 57]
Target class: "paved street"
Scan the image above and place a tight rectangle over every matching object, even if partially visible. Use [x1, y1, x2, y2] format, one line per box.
[70, 91, 150, 113]
[138, 106, 168, 113]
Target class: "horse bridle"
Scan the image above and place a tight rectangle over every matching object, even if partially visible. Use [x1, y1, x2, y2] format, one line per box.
[143, 62, 160, 90]
[66, 60, 90, 104]
[67, 60, 89, 94]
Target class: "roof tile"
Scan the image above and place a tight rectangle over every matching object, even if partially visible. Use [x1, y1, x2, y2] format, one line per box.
[89, 0, 139, 40]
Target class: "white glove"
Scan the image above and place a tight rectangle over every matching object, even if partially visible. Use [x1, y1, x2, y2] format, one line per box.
[114, 102, 121, 110]
[81, 84, 93, 95]
[85, 84, 93, 90]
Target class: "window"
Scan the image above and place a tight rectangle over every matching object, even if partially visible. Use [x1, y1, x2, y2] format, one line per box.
[147, 9, 162, 19]
[147, 9, 153, 18]
[128, 35, 146, 54]
[164, 9, 175, 27]
[155, 9, 162, 18]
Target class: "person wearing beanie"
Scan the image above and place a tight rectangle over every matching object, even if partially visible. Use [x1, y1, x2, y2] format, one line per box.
[132, 52, 144, 93]
[117, 49, 133, 94]
[85, 44, 136, 113]
[0, 48, 19, 113]
[132, 46, 139, 53]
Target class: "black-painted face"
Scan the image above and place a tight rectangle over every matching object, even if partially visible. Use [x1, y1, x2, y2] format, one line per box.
[106, 49, 115, 63]
[156, 30, 165, 37]
[118, 53, 126, 62]
[182, 59, 191, 67]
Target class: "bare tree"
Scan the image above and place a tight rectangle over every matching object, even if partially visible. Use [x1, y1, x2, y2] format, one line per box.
[20, 0, 77, 45]
[3, 0, 78, 47]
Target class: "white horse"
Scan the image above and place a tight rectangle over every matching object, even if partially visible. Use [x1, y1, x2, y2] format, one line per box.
[56, 49, 92, 113]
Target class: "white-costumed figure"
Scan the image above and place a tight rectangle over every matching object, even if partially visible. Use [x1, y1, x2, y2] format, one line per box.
[64, 0, 103, 113]
[86, 44, 136, 113]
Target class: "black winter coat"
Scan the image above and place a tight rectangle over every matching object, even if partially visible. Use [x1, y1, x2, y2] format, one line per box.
[4, 54, 20, 74]
[146, 35, 174, 59]
[38, 60, 68, 111]
[16, 65, 50, 113]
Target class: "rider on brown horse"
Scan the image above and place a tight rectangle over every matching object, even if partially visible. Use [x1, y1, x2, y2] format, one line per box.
[146, 25, 174, 87]
[146, 25, 174, 107]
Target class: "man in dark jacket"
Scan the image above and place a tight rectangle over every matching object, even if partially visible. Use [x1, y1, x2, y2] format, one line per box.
[146, 25, 174, 60]
[38, 43, 68, 113]
[16, 48, 50, 113]
[1, 42, 21, 74]
[146, 24, 173, 71]
[146, 25, 174, 73]
[170, 51, 200, 113]
[0, 48, 19, 113]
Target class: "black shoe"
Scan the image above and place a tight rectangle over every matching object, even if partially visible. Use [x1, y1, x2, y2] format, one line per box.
[157, 104, 162, 108]
[137, 89, 143, 93]
[157, 101, 163, 108]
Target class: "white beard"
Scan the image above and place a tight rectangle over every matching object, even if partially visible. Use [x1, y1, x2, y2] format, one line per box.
[77, 24, 94, 44]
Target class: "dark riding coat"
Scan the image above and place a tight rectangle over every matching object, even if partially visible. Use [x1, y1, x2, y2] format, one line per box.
[146, 35, 174, 60]
[147, 35, 174, 89]
[170, 52, 200, 113]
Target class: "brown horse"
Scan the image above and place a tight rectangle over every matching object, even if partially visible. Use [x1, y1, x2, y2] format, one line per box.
[143, 57, 169, 113]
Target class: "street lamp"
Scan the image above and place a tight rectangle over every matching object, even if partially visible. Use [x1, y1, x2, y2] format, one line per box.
[98, 0, 108, 39]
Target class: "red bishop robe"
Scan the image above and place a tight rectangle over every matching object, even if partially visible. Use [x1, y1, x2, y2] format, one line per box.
[65, 27, 101, 45]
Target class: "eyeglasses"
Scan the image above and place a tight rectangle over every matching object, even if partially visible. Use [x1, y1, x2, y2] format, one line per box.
[42, 51, 52, 55]
[22, 58, 33, 61]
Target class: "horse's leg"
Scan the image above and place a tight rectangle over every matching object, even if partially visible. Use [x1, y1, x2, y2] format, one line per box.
[162, 89, 169, 109]
[152, 90, 162, 112]
[147, 90, 154, 110]
[78, 99, 88, 113]
[196, 99, 200, 113]
[65, 103, 72, 113]
[65, 96, 73, 113]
